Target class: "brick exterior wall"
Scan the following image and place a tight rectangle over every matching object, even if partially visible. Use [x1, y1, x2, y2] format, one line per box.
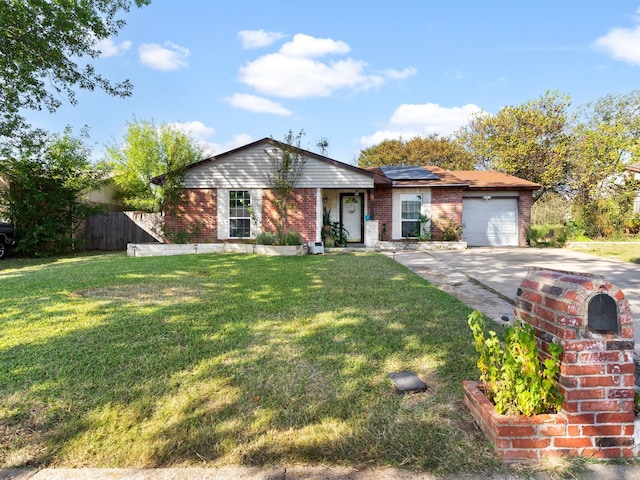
[465, 267, 635, 461]
[262, 188, 317, 243]
[166, 188, 318, 244]
[166, 189, 217, 242]
[430, 188, 463, 241]
[518, 191, 533, 247]
[372, 187, 393, 241]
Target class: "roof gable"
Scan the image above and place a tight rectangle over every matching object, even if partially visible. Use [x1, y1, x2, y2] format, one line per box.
[167, 138, 374, 189]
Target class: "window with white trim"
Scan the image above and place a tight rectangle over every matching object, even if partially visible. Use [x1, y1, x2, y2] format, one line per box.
[401, 194, 422, 237]
[229, 190, 251, 238]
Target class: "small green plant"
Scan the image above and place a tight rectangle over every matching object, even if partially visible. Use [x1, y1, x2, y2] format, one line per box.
[467, 310, 564, 416]
[330, 222, 349, 247]
[166, 221, 202, 244]
[434, 218, 463, 241]
[321, 206, 333, 240]
[256, 232, 277, 245]
[412, 214, 431, 241]
[280, 230, 301, 246]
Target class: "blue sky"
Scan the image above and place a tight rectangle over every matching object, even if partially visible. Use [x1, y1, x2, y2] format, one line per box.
[26, 1, 640, 165]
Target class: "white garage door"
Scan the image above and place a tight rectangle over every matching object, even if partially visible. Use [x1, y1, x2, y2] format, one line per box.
[462, 197, 518, 246]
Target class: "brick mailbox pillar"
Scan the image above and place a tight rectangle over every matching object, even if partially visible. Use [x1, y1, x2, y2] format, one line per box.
[514, 267, 635, 458]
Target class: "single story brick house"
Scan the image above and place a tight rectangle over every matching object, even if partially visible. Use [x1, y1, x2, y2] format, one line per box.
[154, 137, 539, 247]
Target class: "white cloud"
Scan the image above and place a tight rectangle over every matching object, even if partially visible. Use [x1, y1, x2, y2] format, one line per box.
[380, 67, 418, 80]
[227, 93, 292, 116]
[211, 134, 254, 155]
[169, 121, 216, 140]
[594, 24, 640, 66]
[239, 29, 286, 49]
[238, 33, 410, 99]
[96, 38, 132, 58]
[360, 103, 483, 148]
[138, 42, 190, 71]
[279, 33, 350, 58]
[168, 121, 216, 156]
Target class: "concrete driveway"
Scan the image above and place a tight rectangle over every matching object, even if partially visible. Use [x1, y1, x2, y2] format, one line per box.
[427, 247, 640, 344]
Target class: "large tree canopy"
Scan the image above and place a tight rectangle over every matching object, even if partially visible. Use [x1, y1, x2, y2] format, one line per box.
[106, 120, 204, 212]
[0, 0, 149, 139]
[569, 91, 640, 204]
[567, 91, 640, 236]
[457, 91, 573, 197]
[358, 134, 476, 170]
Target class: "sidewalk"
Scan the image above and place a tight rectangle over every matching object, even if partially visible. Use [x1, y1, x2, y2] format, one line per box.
[3, 464, 640, 480]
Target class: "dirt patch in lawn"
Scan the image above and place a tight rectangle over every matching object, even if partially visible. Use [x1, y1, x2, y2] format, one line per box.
[74, 285, 202, 305]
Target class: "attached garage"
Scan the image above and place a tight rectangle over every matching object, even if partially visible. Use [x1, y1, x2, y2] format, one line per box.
[462, 196, 519, 247]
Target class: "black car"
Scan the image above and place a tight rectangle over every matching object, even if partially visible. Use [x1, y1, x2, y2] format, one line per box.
[0, 222, 15, 259]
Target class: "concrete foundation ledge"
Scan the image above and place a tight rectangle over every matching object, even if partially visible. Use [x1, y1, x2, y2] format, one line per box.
[127, 243, 305, 257]
[377, 240, 467, 251]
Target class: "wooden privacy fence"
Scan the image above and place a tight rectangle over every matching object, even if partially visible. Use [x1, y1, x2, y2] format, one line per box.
[84, 212, 164, 251]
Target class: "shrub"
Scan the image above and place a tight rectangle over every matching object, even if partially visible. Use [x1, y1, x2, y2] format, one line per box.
[624, 214, 640, 235]
[434, 218, 463, 241]
[166, 221, 202, 244]
[256, 232, 277, 245]
[280, 230, 301, 246]
[467, 311, 564, 416]
[576, 198, 626, 239]
[526, 224, 567, 247]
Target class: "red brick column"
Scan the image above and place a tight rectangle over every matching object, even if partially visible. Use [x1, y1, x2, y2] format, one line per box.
[514, 268, 635, 458]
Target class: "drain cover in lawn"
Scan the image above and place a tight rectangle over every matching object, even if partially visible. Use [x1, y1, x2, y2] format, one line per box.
[387, 371, 427, 394]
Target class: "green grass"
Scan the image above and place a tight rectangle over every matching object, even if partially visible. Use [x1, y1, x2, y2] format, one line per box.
[566, 242, 640, 264]
[0, 252, 502, 474]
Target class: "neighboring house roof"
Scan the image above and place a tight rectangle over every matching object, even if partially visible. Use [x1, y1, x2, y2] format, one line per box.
[151, 137, 374, 185]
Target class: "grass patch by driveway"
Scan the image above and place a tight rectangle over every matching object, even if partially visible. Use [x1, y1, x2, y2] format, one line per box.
[0, 252, 500, 474]
[566, 242, 640, 264]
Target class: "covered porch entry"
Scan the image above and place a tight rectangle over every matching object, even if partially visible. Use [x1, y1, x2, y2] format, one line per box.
[320, 189, 370, 243]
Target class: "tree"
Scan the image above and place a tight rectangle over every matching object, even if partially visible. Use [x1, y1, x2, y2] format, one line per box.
[107, 120, 204, 213]
[265, 129, 307, 243]
[358, 134, 476, 169]
[457, 91, 573, 198]
[0, 0, 149, 141]
[0, 128, 105, 256]
[568, 91, 640, 236]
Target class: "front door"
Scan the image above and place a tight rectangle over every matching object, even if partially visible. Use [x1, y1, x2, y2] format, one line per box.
[340, 193, 364, 242]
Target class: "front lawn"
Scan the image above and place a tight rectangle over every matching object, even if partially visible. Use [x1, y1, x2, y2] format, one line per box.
[566, 241, 640, 264]
[0, 252, 500, 474]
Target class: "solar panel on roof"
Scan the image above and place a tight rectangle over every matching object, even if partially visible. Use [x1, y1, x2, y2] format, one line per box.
[380, 166, 440, 181]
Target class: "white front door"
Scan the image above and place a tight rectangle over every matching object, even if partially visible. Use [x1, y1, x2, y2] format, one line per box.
[341, 194, 363, 242]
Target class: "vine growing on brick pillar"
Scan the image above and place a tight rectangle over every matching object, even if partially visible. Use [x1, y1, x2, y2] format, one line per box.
[265, 129, 307, 244]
